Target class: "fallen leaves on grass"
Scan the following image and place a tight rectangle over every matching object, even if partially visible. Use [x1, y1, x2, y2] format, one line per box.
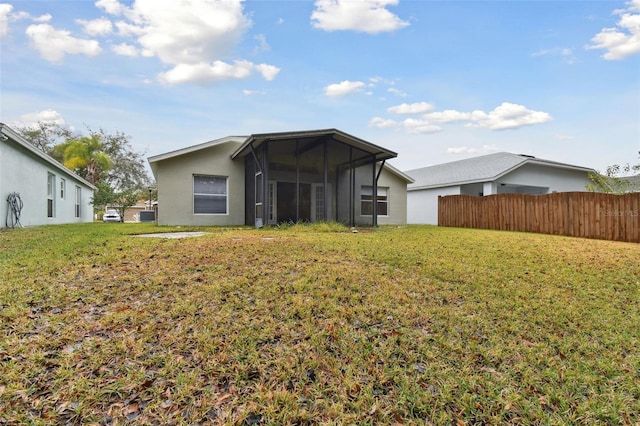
[0, 224, 638, 424]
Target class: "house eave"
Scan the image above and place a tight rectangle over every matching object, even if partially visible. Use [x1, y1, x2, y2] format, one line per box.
[231, 128, 397, 162]
[0, 123, 97, 190]
[407, 157, 595, 191]
[148, 136, 248, 164]
[147, 136, 248, 180]
[385, 162, 415, 183]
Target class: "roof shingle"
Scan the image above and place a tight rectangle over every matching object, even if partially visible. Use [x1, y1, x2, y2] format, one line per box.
[405, 152, 594, 190]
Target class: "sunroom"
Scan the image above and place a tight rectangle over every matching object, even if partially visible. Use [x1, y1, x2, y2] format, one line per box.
[231, 129, 398, 227]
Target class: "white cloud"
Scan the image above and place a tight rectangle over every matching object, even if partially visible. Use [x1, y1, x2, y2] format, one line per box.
[77, 17, 113, 36]
[447, 146, 477, 154]
[253, 34, 270, 53]
[111, 42, 139, 57]
[423, 109, 472, 123]
[555, 133, 575, 141]
[32, 13, 52, 23]
[26, 24, 102, 62]
[0, 3, 11, 36]
[373, 102, 552, 134]
[324, 80, 366, 96]
[588, 0, 640, 60]
[254, 63, 280, 81]
[114, 21, 144, 37]
[243, 89, 264, 96]
[2, 6, 52, 31]
[388, 102, 434, 115]
[13, 109, 67, 128]
[447, 144, 498, 154]
[95, 0, 128, 16]
[402, 118, 441, 134]
[531, 47, 576, 64]
[116, 0, 250, 65]
[94, 0, 279, 84]
[159, 60, 256, 85]
[369, 117, 397, 128]
[388, 87, 408, 97]
[311, 0, 409, 34]
[467, 102, 552, 130]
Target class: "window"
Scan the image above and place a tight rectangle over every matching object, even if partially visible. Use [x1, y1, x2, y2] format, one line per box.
[60, 178, 66, 199]
[268, 182, 276, 224]
[361, 186, 388, 216]
[311, 184, 328, 222]
[75, 186, 81, 218]
[255, 172, 263, 220]
[193, 175, 227, 214]
[47, 173, 55, 218]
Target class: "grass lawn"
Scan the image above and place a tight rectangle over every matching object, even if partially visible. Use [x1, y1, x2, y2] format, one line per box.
[0, 223, 638, 425]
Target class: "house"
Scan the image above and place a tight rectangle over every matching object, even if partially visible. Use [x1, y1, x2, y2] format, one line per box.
[119, 200, 157, 222]
[148, 129, 414, 227]
[404, 152, 595, 225]
[0, 123, 96, 228]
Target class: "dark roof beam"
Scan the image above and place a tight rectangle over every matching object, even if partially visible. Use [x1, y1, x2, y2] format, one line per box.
[296, 135, 333, 156]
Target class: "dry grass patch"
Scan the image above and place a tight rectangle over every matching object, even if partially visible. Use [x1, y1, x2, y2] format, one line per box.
[1, 223, 638, 424]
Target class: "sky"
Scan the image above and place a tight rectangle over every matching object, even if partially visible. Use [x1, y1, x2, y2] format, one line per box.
[1, 0, 639, 175]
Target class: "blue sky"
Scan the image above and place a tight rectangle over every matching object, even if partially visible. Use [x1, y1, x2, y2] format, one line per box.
[1, 0, 639, 173]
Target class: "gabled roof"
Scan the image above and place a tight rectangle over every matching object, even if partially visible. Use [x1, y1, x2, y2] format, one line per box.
[0, 123, 97, 190]
[405, 152, 594, 190]
[147, 135, 247, 178]
[384, 162, 414, 183]
[231, 128, 397, 162]
[148, 129, 401, 180]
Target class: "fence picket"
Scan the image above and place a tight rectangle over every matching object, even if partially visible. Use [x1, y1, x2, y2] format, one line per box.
[438, 192, 640, 243]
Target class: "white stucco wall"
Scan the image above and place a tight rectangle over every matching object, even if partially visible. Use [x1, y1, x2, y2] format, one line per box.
[154, 140, 245, 226]
[352, 165, 409, 226]
[407, 185, 460, 225]
[0, 135, 95, 228]
[496, 163, 592, 192]
[406, 162, 593, 225]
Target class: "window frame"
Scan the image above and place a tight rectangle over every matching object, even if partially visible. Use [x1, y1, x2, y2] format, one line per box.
[60, 178, 66, 199]
[193, 174, 228, 215]
[75, 186, 81, 218]
[360, 185, 389, 217]
[47, 173, 55, 218]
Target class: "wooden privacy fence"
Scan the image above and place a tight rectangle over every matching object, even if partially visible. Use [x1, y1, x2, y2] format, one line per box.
[438, 192, 639, 243]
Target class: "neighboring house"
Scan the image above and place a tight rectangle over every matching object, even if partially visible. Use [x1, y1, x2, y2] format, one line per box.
[122, 201, 146, 222]
[119, 200, 157, 222]
[0, 123, 96, 228]
[405, 152, 595, 225]
[148, 129, 413, 227]
[613, 175, 640, 193]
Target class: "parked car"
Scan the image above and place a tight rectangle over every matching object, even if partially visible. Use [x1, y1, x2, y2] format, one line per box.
[103, 209, 122, 223]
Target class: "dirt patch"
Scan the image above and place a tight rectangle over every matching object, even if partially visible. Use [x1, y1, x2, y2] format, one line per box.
[134, 232, 209, 239]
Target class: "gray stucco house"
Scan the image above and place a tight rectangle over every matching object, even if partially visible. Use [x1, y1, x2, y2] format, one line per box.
[0, 123, 96, 229]
[148, 129, 413, 227]
[405, 152, 595, 225]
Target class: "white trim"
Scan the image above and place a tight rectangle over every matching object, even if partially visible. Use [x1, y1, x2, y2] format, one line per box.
[47, 173, 55, 218]
[193, 174, 229, 215]
[0, 123, 97, 190]
[360, 185, 389, 217]
[268, 181, 277, 225]
[148, 136, 247, 163]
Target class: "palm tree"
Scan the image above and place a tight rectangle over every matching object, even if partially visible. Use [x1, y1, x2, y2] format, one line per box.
[56, 136, 112, 185]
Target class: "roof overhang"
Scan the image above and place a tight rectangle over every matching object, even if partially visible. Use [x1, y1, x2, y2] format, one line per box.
[231, 128, 397, 162]
[385, 162, 415, 183]
[0, 122, 97, 190]
[147, 135, 247, 179]
[407, 156, 595, 191]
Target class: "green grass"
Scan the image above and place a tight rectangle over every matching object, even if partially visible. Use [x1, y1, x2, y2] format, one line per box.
[1, 223, 638, 425]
